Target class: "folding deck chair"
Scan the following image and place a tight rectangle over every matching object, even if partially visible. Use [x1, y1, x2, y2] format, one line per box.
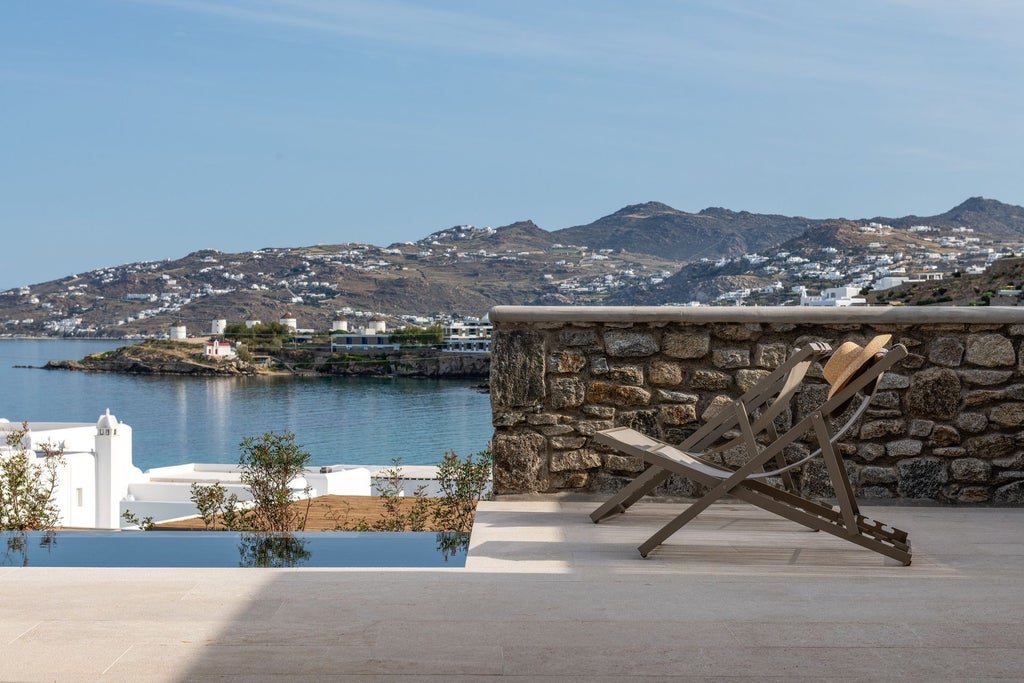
[592, 336, 912, 565]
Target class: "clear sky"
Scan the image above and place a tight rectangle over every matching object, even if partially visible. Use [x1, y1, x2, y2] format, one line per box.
[3, 1, 1023, 289]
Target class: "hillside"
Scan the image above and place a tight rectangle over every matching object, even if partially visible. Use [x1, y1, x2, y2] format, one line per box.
[613, 215, 1024, 305]
[870, 197, 1024, 238]
[552, 202, 818, 262]
[866, 257, 1024, 306]
[3, 197, 1024, 335]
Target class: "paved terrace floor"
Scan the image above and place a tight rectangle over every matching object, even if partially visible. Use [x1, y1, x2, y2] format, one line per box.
[2, 499, 1022, 681]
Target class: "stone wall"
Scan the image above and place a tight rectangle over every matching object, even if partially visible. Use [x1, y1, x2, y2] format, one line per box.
[489, 306, 1024, 504]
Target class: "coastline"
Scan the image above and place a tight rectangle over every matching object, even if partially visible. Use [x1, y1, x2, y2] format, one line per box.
[1, 338, 495, 473]
[41, 340, 490, 379]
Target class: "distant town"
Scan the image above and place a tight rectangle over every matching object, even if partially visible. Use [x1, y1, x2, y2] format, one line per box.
[689, 220, 1023, 307]
[2, 197, 1023, 338]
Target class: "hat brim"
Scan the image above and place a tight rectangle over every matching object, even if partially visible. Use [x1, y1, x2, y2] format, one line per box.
[826, 334, 892, 399]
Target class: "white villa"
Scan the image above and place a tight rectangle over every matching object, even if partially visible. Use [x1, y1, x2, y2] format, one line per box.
[797, 285, 866, 307]
[0, 411, 373, 529]
[873, 272, 946, 292]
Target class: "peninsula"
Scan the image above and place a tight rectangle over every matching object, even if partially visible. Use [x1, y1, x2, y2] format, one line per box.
[44, 339, 490, 379]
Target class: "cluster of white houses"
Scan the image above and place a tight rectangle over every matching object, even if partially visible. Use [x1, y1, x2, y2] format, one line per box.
[0, 411, 460, 529]
[172, 315, 493, 357]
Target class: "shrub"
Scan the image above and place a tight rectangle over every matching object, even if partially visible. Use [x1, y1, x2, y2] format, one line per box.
[190, 482, 227, 530]
[239, 431, 312, 532]
[371, 458, 431, 531]
[1, 423, 65, 531]
[433, 447, 493, 533]
[121, 508, 155, 530]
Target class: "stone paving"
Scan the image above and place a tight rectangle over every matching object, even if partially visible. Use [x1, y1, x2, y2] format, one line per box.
[1, 499, 1022, 681]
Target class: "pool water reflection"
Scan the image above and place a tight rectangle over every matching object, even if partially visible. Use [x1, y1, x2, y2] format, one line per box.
[2, 530, 470, 568]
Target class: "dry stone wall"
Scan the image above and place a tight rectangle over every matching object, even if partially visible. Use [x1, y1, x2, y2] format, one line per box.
[489, 306, 1024, 504]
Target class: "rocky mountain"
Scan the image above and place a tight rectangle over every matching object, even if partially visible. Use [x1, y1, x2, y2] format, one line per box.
[552, 201, 820, 261]
[869, 197, 1024, 238]
[3, 198, 1024, 336]
[615, 211, 1024, 305]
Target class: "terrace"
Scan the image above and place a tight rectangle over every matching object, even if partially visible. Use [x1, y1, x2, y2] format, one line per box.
[3, 304, 1024, 679]
[2, 500, 1022, 679]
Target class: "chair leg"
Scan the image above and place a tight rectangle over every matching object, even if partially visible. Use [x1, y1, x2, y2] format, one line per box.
[813, 413, 859, 535]
[591, 465, 672, 523]
[735, 483, 912, 565]
[637, 492, 720, 557]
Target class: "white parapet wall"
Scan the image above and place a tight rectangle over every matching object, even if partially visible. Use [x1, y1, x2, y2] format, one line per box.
[125, 463, 373, 524]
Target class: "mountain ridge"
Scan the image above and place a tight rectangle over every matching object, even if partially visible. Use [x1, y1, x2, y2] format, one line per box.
[3, 197, 1024, 336]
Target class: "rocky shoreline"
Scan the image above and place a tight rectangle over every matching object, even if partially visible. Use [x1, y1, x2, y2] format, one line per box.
[42, 342, 490, 379]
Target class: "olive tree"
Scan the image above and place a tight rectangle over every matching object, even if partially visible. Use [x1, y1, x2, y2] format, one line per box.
[238, 431, 312, 532]
[1, 423, 65, 530]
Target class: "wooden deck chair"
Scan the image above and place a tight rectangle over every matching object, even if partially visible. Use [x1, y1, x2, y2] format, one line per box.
[591, 336, 912, 565]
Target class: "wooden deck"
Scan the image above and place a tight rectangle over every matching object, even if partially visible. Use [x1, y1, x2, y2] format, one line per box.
[152, 495, 465, 531]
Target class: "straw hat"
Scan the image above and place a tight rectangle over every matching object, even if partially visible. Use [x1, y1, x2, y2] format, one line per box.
[823, 334, 892, 399]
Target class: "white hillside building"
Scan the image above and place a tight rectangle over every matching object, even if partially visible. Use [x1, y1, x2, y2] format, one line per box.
[797, 285, 865, 307]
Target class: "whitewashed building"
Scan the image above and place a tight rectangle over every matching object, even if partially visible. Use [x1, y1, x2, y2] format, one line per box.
[203, 340, 237, 360]
[797, 286, 866, 307]
[0, 411, 372, 529]
[0, 411, 141, 528]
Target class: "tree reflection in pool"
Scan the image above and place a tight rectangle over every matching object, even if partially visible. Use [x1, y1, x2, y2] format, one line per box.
[2, 530, 470, 568]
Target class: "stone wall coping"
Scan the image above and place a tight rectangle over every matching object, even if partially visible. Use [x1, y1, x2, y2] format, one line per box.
[489, 305, 1024, 325]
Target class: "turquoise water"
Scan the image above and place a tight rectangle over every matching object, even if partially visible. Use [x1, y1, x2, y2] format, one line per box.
[0, 339, 493, 472]
[1, 530, 469, 567]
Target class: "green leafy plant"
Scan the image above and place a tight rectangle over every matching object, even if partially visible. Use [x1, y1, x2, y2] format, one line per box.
[387, 324, 444, 348]
[238, 431, 312, 532]
[1, 423, 65, 531]
[372, 458, 431, 531]
[404, 484, 432, 532]
[190, 482, 227, 530]
[220, 493, 252, 531]
[121, 509, 155, 531]
[373, 458, 410, 532]
[187, 481, 253, 530]
[433, 447, 493, 533]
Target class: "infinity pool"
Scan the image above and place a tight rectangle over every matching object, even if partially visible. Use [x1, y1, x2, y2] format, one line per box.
[1, 530, 470, 568]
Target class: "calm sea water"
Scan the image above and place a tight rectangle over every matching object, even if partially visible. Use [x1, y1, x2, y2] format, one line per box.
[0, 339, 493, 472]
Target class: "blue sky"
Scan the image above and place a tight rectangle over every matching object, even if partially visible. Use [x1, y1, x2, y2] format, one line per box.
[3, 1, 1023, 289]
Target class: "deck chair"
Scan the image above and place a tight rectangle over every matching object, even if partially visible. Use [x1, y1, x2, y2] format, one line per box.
[592, 336, 912, 565]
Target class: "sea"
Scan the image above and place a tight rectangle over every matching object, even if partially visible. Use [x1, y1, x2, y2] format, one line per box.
[0, 339, 493, 473]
